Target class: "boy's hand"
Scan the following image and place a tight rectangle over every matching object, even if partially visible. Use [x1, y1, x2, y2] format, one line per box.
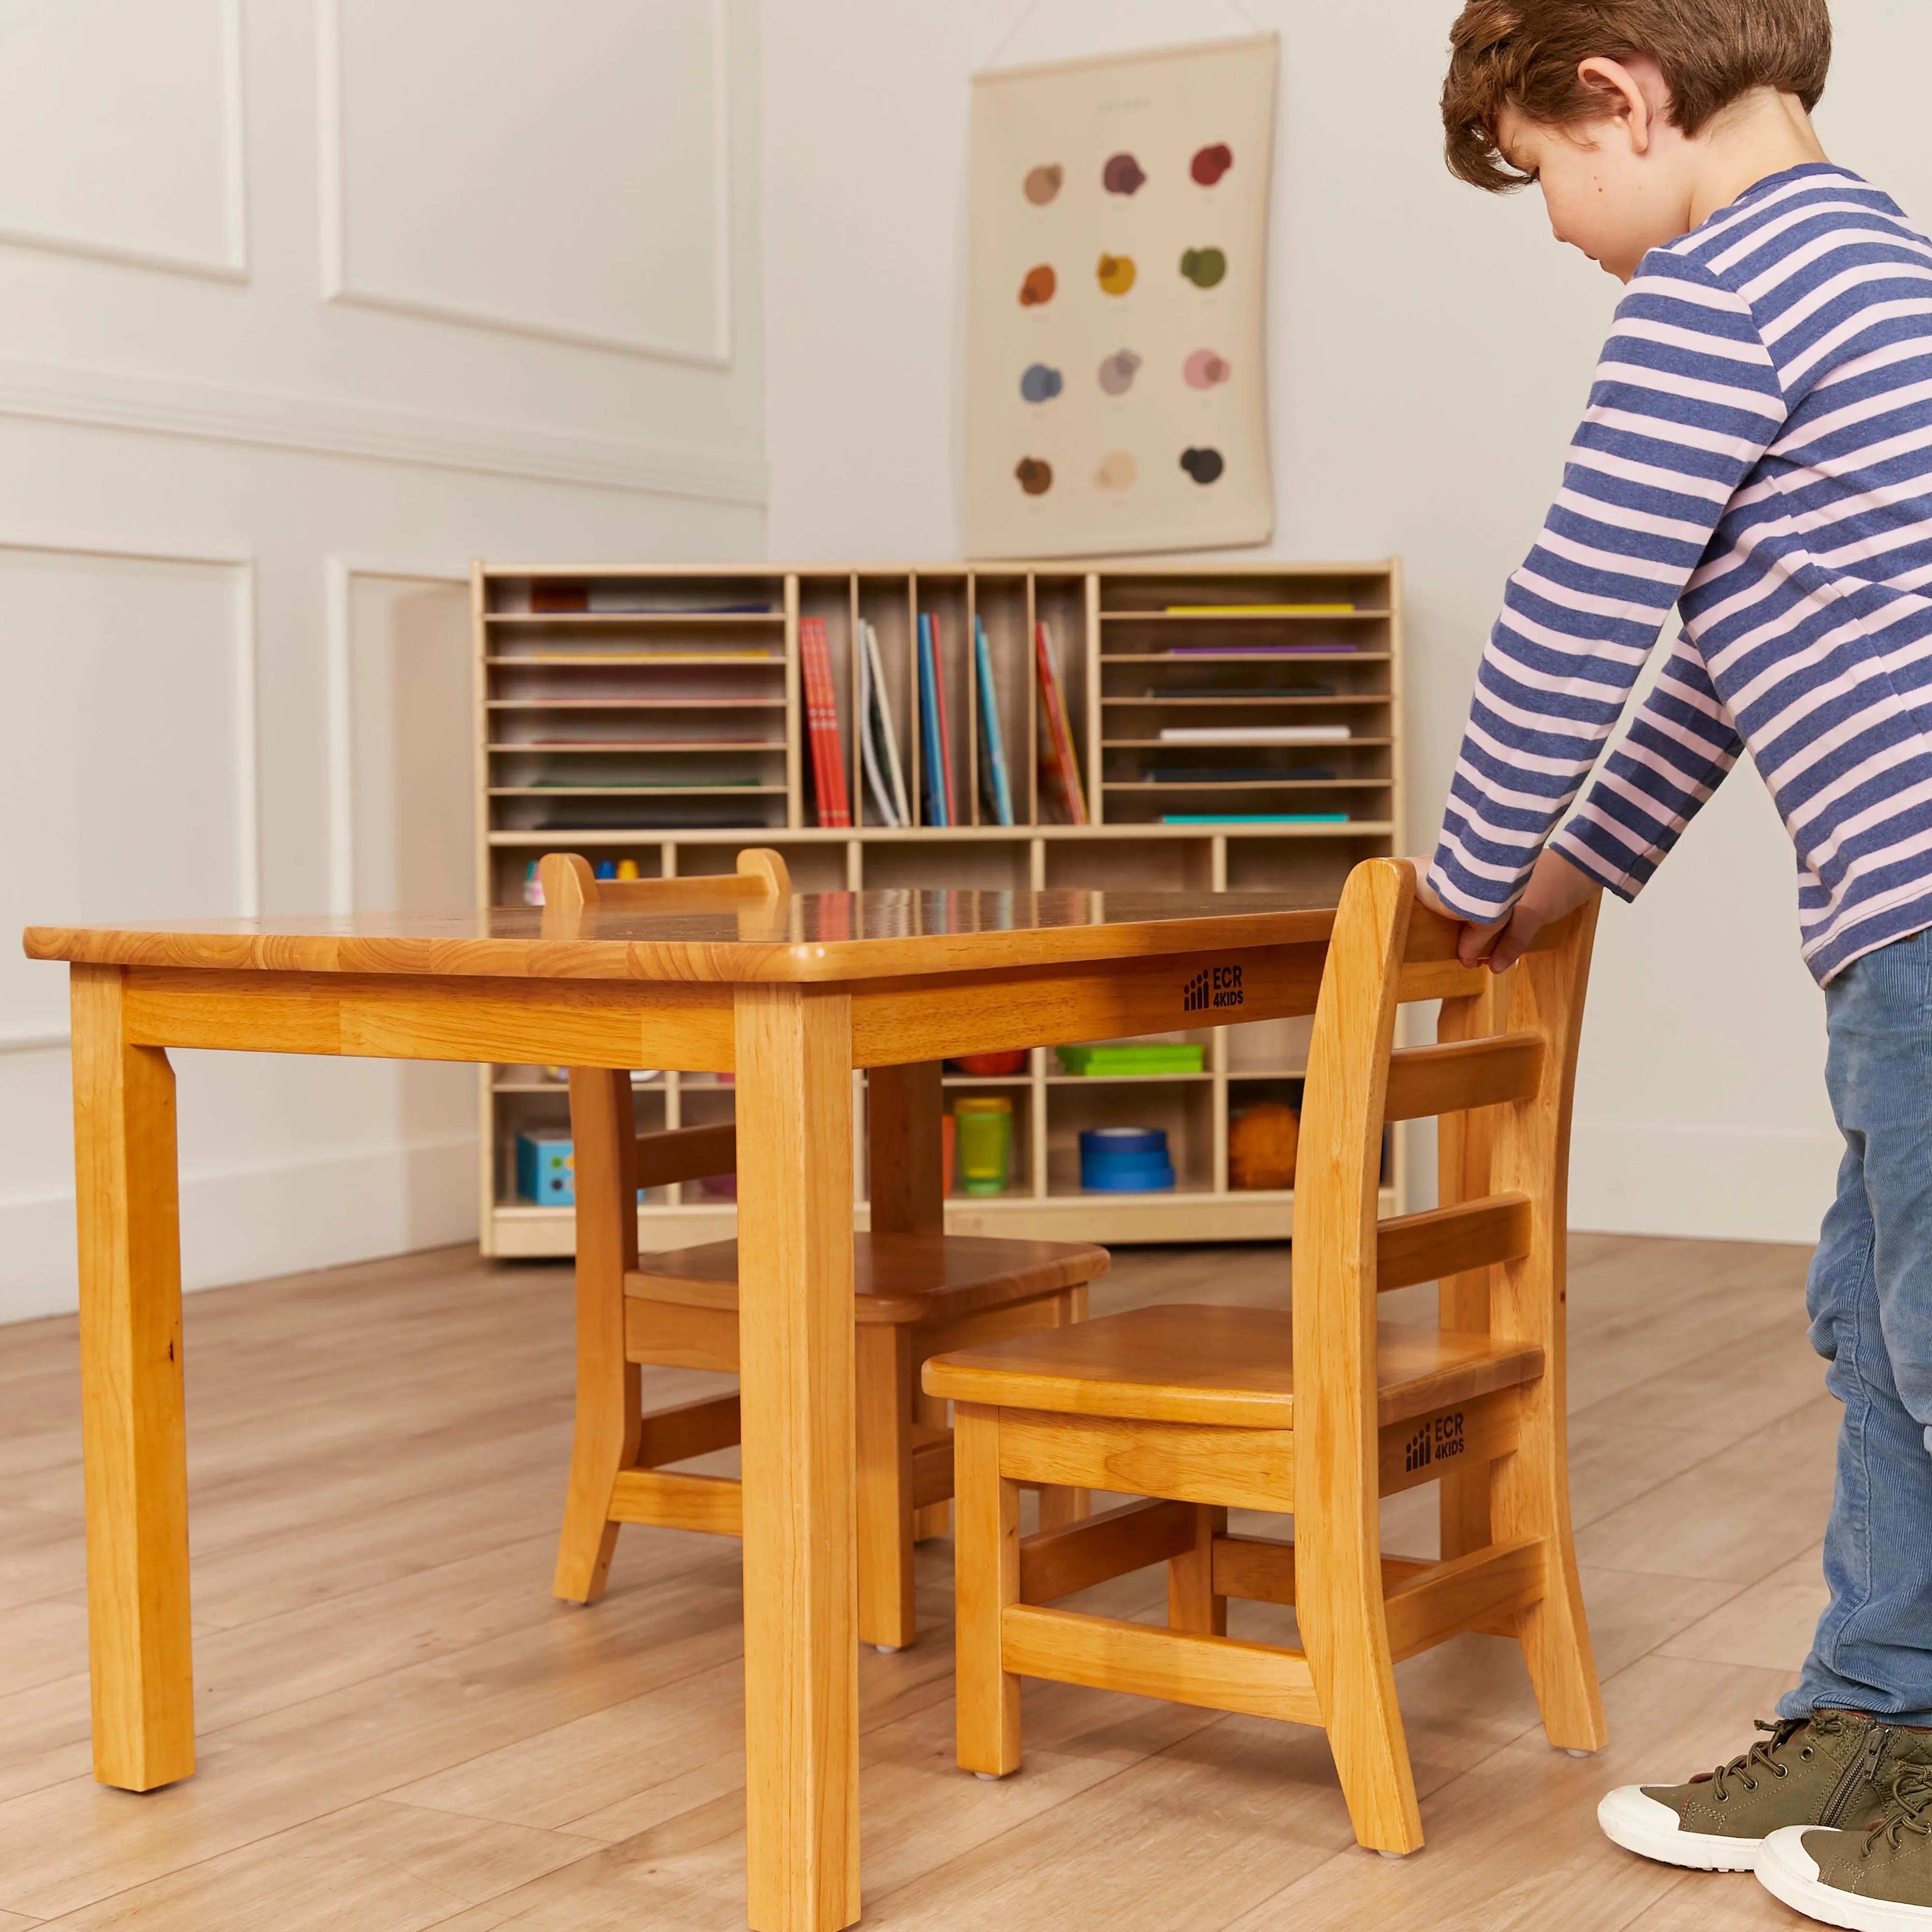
[1411, 849, 1602, 972]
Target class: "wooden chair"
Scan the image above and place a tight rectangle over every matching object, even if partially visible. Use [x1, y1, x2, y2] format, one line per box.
[538, 849, 1108, 1650]
[924, 856, 1607, 1852]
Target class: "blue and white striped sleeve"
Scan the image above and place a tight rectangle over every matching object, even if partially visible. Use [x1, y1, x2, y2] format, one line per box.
[1550, 634, 1743, 897]
[1426, 255, 1788, 922]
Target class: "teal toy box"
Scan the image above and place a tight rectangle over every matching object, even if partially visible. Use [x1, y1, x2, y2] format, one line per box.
[516, 1131, 574, 1206]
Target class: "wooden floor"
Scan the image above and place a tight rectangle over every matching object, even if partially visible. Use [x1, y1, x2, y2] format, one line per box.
[0, 1233, 1834, 1931]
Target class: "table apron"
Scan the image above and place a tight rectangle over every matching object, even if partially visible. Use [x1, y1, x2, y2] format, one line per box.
[848, 943, 1324, 1066]
[109, 942, 1322, 1072]
[117, 967, 737, 1070]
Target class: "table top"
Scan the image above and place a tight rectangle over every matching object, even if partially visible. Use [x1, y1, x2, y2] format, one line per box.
[23, 887, 1341, 984]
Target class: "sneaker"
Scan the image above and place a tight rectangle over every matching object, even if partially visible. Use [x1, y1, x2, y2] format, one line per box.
[1598, 1712, 1928, 1872]
[1758, 1767, 1932, 1929]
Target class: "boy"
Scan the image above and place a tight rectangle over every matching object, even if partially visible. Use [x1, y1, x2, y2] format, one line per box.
[1427, 3, 1932, 1924]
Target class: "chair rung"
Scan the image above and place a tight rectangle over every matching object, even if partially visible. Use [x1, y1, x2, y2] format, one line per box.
[1383, 1033, 1543, 1122]
[608, 1468, 742, 1535]
[1382, 1535, 1547, 1660]
[911, 1430, 954, 1512]
[1021, 1498, 1196, 1605]
[1210, 1534, 1431, 1606]
[636, 1392, 740, 1469]
[1376, 1194, 1531, 1293]
[1002, 1603, 1321, 1724]
[999, 1410, 1294, 1513]
[635, 1121, 738, 1190]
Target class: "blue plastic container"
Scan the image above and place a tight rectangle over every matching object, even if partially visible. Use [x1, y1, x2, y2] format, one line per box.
[1079, 1126, 1175, 1192]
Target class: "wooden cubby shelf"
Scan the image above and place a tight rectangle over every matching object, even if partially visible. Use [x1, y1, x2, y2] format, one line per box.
[473, 558, 1404, 1257]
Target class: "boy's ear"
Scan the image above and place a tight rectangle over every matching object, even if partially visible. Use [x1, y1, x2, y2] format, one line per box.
[1576, 55, 1658, 154]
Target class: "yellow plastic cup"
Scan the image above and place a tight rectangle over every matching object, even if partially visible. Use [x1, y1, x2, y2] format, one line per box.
[953, 1096, 1013, 1195]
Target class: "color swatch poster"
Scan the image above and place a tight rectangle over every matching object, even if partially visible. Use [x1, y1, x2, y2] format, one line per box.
[966, 33, 1278, 559]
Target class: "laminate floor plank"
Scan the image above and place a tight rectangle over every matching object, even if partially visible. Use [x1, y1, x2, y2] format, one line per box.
[0, 1233, 1843, 1931]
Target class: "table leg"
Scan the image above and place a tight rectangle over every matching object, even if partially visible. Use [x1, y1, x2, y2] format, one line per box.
[70, 964, 194, 1790]
[735, 985, 861, 1932]
[866, 1063, 950, 1543]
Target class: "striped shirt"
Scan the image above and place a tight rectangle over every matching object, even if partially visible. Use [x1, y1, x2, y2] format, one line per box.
[1428, 162, 1932, 985]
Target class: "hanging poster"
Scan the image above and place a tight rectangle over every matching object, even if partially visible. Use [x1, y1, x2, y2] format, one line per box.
[965, 33, 1278, 560]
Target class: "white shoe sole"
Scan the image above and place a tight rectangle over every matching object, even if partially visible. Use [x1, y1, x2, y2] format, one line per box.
[1596, 1784, 1762, 1871]
[1757, 1826, 1932, 1931]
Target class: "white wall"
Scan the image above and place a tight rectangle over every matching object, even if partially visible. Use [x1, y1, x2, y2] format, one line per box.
[761, 0, 1931, 1244]
[0, 0, 766, 1323]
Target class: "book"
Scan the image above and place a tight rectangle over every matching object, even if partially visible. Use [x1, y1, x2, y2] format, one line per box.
[918, 613, 958, 826]
[916, 614, 945, 826]
[1035, 619, 1089, 826]
[1163, 602, 1355, 615]
[975, 617, 1015, 826]
[1163, 644, 1356, 658]
[1161, 812, 1350, 824]
[858, 619, 910, 826]
[798, 616, 851, 828]
[1158, 725, 1351, 744]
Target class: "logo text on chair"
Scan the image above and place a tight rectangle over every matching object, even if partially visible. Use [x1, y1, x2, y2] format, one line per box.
[1182, 964, 1244, 1013]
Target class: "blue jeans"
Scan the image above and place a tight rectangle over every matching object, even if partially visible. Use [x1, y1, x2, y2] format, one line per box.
[1779, 928, 1932, 1725]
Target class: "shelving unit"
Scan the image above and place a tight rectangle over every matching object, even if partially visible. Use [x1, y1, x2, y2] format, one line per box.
[473, 559, 1404, 1257]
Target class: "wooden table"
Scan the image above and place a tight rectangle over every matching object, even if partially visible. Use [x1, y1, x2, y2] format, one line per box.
[24, 885, 1339, 1932]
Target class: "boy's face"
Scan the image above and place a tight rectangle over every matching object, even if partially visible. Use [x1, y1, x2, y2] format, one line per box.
[1496, 58, 1694, 284]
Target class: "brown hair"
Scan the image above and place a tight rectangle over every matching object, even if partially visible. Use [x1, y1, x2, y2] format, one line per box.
[1442, 0, 1832, 192]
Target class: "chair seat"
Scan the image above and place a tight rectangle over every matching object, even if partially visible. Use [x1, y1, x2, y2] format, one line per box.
[627, 1232, 1110, 1325]
[922, 1304, 1544, 1429]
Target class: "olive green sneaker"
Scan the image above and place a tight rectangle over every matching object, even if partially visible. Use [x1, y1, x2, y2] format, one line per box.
[1758, 1766, 1932, 1929]
[1598, 1713, 1929, 1872]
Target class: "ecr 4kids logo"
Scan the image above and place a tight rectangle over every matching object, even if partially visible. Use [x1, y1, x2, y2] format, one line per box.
[1182, 963, 1245, 1013]
[1405, 1410, 1467, 1474]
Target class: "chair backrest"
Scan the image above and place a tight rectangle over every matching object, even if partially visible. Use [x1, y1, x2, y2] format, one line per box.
[1289, 855, 1597, 1597]
[537, 848, 789, 1197]
[537, 847, 790, 922]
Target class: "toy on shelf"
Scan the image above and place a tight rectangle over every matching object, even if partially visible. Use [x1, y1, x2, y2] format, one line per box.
[516, 1131, 574, 1205]
[1079, 1126, 1174, 1192]
[954, 1096, 1014, 1194]
[1057, 1042, 1203, 1076]
[1229, 1102, 1299, 1190]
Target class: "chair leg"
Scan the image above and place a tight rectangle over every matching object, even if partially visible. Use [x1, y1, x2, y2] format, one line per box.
[1035, 1286, 1091, 1532]
[554, 1069, 641, 1604]
[1167, 1505, 1227, 1634]
[912, 1387, 950, 1543]
[856, 1322, 917, 1651]
[1497, 1390, 1608, 1752]
[953, 1401, 1021, 1776]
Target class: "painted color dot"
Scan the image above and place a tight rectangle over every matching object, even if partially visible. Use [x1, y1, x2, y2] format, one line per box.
[1095, 452, 1137, 489]
[1102, 152, 1147, 195]
[1191, 143, 1233, 185]
[1098, 349, 1142, 395]
[1180, 248, 1227, 289]
[1020, 363, 1064, 404]
[1015, 457, 1053, 496]
[1180, 447, 1224, 484]
[1019, 264, 1056, 306]
[1096, 253, 1136, 296]
[1183, 349, 1231, 390]
[1023, 164, 1063, 205]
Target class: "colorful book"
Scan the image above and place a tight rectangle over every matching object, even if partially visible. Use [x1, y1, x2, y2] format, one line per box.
[917, 614, 946, 826]
[798, 616, 851, 827]
[974, 617, 1015, 826]
[920, 613, 958, 826]
[1035, 619, 1089, 826]
[858, 619, 909, 827]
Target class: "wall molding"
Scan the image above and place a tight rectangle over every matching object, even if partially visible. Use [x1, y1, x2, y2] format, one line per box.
[324, 554, 471, 917]
[0, 0, 248, 284]
[0, 521, 259, 957]
[315, 0, 733, 369]
[0, 354, 767, 505]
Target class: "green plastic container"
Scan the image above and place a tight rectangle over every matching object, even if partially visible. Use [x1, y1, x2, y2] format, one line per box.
[953, 1096, 1013, 1195]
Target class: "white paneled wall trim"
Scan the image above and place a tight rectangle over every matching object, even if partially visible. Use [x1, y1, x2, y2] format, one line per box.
[0, 0, 248, 283]
[0, 356, 767, 506]
[317, 0, 735, 368]
[323, 554, 469, 916]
